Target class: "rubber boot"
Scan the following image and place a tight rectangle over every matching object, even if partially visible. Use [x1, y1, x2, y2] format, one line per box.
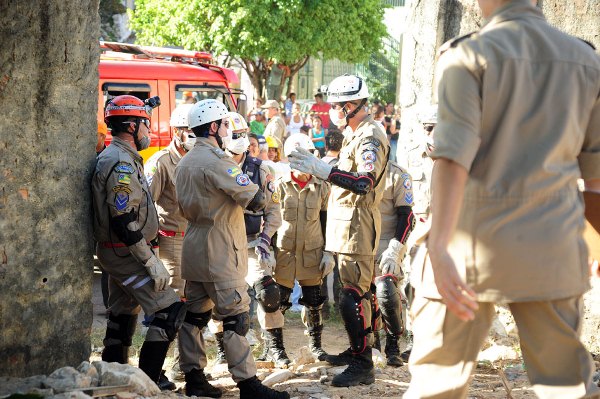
[263, 328, 291, 368]
[384, 331, 403, 367]
[331, 347, 375, 387]
[102, 313, 137, 364]
[138, 340, 170, 384]
[184, 368, 222, 398]
[238, 376, 290, 399]
[307, 324, 328, 361]
[214, 332, 226, 365]
[101, 344, 129, 364]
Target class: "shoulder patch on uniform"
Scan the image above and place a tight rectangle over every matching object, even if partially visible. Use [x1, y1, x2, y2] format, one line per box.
[117, 173, 131, 185]
[403, 178, 412, 190]
[405, 192, 414, 205]
[362, 151, 377, 163]
[227, 166, 242, 177]
[112, 185, 132, 194]
[114, 162, 135, 174]
[267, 181, 275, 193]
[400, 172, 410, 179]
[360, 138, 382, 148]
[114, 191, 129, 211]
[439, 31, 476, 56]
[271, 191, 281, 204]
[236, 173, 250, 186]
[363, 162, 375, 172]
[578, 37, 596, 50]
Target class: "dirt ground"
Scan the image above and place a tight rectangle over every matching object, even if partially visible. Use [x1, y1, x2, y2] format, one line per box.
[91, 271, 600, 398]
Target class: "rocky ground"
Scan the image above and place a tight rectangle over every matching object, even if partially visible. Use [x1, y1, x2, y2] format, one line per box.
[2, 273, 600, 399]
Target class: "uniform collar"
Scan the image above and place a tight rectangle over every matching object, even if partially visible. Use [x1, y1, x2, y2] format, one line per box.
[484, 0, 545, 28]
[167, 139, 183, 164]
[346, 114, 374, 141]
[111, 136, 143, 162]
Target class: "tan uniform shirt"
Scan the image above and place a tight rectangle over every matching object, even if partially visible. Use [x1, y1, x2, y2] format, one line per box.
[275, 174, 330, 269]
[175, 139, 259, 288]
[263, 115, 286, 144]
[405, 137, 433, 216]
[423, 0, 600, 302]
[377, 161, 414, 258]
[92, 136, 158, 263]
[326, 115, 389, 256]
[144, 140, 187, 233]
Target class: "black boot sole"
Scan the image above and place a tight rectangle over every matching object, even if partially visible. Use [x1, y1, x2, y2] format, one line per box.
[331, 372, 375, 387]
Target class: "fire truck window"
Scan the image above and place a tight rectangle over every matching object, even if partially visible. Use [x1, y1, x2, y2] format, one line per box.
[101, 83, 152, 109]
[175, 87, 230, 109]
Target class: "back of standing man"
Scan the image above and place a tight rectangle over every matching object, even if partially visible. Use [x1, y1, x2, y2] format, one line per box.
[406, 1, 600, 398]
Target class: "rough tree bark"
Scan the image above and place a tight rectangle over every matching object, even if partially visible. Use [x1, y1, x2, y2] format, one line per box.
[0, 0, 99, 376]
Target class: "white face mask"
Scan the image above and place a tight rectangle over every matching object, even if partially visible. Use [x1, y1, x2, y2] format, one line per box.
[182, 133, 196, 151]
[329, 107, 347, 128]
[227, 135, 250, 155]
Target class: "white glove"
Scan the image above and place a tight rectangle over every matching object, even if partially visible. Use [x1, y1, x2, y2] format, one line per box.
[288, 147, 333, 180]
[255, 232, 276, 270]
[319, 251, 336, 277]
[378, 239, 405, 277]
[144, 255, 170, 292]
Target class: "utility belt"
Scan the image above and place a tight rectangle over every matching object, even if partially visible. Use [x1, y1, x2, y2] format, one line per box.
[100, 241, 153, 248]
[159, 230, 185, 237]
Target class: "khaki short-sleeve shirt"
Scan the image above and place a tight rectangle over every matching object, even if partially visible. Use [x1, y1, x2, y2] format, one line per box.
[425, 0, 600, 302]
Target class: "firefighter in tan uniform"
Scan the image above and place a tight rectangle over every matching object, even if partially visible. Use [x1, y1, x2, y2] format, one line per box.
[289, 75, 389, 387]
[373, 161, 415, 367]
[92, 95, 186, 385]
[262, 100, 287, 144]
[406, 1, 600, 398]
[144, 104, 195, 297]
[210, 112, 286, 368]
[269, 134, 334, 362]
[174, 99, 289, 399]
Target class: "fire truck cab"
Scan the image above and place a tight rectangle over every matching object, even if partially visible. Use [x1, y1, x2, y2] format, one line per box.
[98, 41, 245, 160]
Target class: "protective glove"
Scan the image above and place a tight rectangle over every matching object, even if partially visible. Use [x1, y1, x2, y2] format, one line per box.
[144, 255, 170, 292]
[288, 147, 333, 180]
[319, 251, 336, 277]
[378, 238, 405, 277]
[255, 232, 276, 270]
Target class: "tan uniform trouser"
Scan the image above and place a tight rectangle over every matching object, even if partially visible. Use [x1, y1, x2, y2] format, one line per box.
[178, 280, 256, 382]
[158, 235, 185, 298]
[338, 253, 375, 295]
[96, 244, 180, 342]
[246, 247, 284, 330]
[405, 295, 600, 399]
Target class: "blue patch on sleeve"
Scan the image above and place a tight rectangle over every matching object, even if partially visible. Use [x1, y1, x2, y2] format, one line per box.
[115, 191, 129, 211]
[114, 163, 135, 174]
[236, 174, 250, 186]
[403, 178, 412, 190]
[405, 192, 414, 205]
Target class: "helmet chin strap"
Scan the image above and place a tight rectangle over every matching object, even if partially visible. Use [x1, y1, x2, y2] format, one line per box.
[208, 121, 224, 149]
[344, 98, 367, 123]
[131, 119, 143, 150]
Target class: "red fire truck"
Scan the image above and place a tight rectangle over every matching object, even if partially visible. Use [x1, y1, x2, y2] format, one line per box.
[98, 41, 245, 161]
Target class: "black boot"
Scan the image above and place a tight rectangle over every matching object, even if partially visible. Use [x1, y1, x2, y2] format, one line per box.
[307, 325, 328, 361]
[262, 328, 291, 368]
[238, 376, 290, 399]
[323, 347, 354, 366]
[214, 332, 226, 365]
[331, 347, 375, 387]
[102, 313, 137, 364]
[384, 332, 403, 367]
[158, 370, 176, 391]
[373, 330, 381, 352]
[138, 340, 170, 384]
[185, 368, 222, 398]
[400, 348, 412, 363]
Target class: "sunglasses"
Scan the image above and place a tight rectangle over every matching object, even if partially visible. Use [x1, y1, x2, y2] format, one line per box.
[232, 132, 247, 140]
[140, 118, 151, 129]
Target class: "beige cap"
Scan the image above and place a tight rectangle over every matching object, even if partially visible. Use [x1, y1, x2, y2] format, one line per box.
[261, 99, 280, 109]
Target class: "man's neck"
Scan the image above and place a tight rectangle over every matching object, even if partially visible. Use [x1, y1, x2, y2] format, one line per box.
[115, 133, 136, 151]
[347, 111, 367, 131]
[326, 150, 339, 158]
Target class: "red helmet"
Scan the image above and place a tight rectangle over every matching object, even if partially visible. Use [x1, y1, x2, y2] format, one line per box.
[104, 95, 150, 122]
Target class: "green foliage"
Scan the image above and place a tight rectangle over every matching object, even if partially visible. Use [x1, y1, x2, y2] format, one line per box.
[361, 38, 400, 104]
[129, 0, 389, 99]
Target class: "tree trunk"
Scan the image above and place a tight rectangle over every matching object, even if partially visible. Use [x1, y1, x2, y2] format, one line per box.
[0, 0, 99, 376]
[241, 58, 271, 102]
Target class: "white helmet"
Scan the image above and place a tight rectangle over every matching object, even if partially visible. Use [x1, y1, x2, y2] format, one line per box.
[170, 104, 193, 128]
[284, 133, 315, 157]
[188, 99, 229, 129]
[227, 112, 249, 133]
[326, 74, 369, 103]
[420, 105, 438, 124]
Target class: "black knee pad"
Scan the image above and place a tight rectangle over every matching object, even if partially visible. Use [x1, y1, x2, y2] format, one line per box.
[253, 275, 281, 313]
[223, 312, 250, 336]
[299, 284, 326, 309]
[106, 313, 138, 346]
[370, 282, 383, 332]
[278, 284, 293, 314]
[375, 275, 404, 336]
[339, 287, 371, 354]
[183, 309, 212, 329]
[152, 301, 187, 341]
